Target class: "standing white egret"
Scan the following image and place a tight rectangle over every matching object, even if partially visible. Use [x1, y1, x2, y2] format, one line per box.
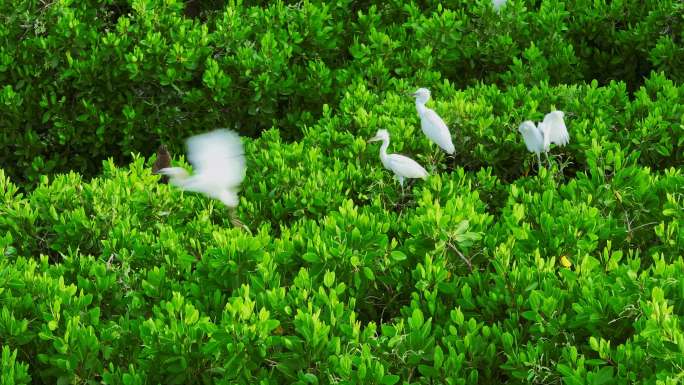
[368, 129, 428, 192]
[157, 129, 248, 229]
[518, 110, 570, 170]
[412, 88, 455, 155]
[492, 0, 506, 12]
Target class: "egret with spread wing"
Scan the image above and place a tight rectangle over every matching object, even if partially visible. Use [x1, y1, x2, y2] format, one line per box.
[412, 88, 455, 155]
[157, 129, 248, 229]
[368, 129, 428, 193]
[519, 110, 570, 170]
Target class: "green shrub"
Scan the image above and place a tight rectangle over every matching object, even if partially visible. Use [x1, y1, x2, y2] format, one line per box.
[1, 0, 682, 185]
[1, 1, 683, 383]
[0, 346, 31, 385]
[1, 132, 682, 383]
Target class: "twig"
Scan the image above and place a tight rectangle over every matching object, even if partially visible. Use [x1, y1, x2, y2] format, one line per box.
[106, 254, 116, 269]
[229, 208, 253, 235]
[447, 242, 472, 272]
[629, 221, 658, 233]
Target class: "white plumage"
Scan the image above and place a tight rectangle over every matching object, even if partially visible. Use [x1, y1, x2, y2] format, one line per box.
[412, 88, 455, 155]
[157, 129, 246, 207]
[492, 0, 507, 12]
[540, 110, 570, 150]
[368, 129, 428, 188]
[519, 110, 570, 169]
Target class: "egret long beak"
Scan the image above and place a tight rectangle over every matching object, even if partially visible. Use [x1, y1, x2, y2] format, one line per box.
[367, 136, 381, 143]
[410, 92, 418, 97]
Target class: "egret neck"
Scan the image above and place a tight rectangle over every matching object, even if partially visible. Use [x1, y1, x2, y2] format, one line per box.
[377, 136, 391, 169]
[415, 99, 428, 118]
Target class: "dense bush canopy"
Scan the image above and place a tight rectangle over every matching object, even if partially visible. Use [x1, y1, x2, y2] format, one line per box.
[1, 0, 683, 184]
[0, 1, 683, 384]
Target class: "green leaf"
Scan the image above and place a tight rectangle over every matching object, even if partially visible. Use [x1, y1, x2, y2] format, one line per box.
[521, 311, 538, 321]
[433, 345, 444, 369]
[418, 364, 438, 377]
[302, 373, 318, 384]
[381, 375, 400, 385]
[302, 252, 319, 263]
[556, 364, 575, 377]
[454, 220, 469, 234]
[584, 359, 606, 367]
[409, 308, 424, 330]
[363, 267, 375, 281]
[589, 337, 599, 351]
[324, 271, 335, 287]
[390, 251, 407, 261]
[591, 367, 614, 385]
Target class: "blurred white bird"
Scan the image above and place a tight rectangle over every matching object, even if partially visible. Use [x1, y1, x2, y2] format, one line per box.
[492, 0, 506, 12]
[157, 129, 246, 207]
[519, 110, 570, 169]
[412, 88, 455, 155]
[368, 129, 428, 192]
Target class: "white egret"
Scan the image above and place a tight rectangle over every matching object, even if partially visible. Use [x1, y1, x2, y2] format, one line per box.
[157, 129, 248, 229]
[492, 0, 506, 12]
[518, 110, 570, 169]
[412, 88, 455, 155]
[368, 129, 428, 192]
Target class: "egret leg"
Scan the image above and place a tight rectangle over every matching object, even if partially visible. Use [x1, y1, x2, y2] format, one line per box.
[536, 153, 543, 171]
[229, 207, 252, 234]
[399, 176, 405, 196]
[545, 152, 552, 169]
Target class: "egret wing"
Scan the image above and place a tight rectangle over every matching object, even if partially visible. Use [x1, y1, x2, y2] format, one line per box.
[388, 154, 428, 179]
[541, 111, 569, 150]
[186, 129, 246, 190]
[519, 121, 544, 154]
[422, 108, 455, 154]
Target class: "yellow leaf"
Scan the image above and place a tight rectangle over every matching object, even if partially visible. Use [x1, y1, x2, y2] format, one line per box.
[560, 256, 572, 268]
[613, 190, 622, 203]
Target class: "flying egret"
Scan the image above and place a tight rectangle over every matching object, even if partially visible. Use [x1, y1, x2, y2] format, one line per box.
[492, 0, 506, 12]
[368, 129, 428, 192]
[157, 129, 248, 229]
[518, 110, 570, 170]
[152, 144, 171, 184]
[412, 88, 455, 155]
